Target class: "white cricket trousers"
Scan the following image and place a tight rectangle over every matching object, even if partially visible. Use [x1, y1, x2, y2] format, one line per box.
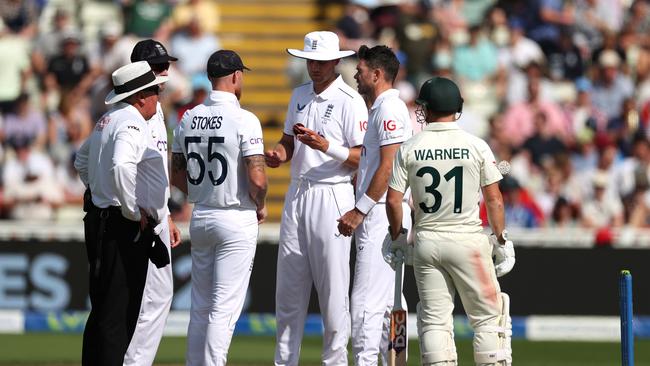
[186, 206, 258, 366]
[351, 202, 411, 366]
[414, 231, 502, 365]
[124, 218, 173, 366]
[275, 180, 354, 366]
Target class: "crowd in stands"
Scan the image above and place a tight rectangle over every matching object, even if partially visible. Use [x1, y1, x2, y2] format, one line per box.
[1, 0, 650, 232]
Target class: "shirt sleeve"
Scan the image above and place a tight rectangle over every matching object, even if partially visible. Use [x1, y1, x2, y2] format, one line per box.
[479, 140, 503, 187]
[240, 112, 265, 157]
[388, 144, 409, 193]
[377, 104, 410, 146]
[283, 91, 297, 136]
[112, 121, 147, 221]
[74, 137, 90, 186]
[343, 97, 368, 147]
[172, 111, 189, 154]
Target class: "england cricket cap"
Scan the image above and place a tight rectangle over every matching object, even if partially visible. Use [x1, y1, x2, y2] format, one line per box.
[287, 31, 356, 61]
[415, 77, 464, 114]
[131, 39, 178, 64]
[207, 50, 250, 78]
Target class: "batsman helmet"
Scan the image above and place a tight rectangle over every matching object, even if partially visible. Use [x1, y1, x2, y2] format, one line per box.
[415, 77, 464, 115]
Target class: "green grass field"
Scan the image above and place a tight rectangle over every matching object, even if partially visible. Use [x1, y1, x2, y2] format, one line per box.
[1, 334, 649, 365]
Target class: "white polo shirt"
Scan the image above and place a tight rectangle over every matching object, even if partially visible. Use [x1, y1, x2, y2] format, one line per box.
[283, 75, 367, 184]
[356, 88, 412, 202]
[75, 102, 169, 223]
[172, 90, 264, 210]
[389, 122, 502, 233]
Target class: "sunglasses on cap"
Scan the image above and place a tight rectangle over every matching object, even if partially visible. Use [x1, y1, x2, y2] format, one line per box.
[150, 62, 170, 73]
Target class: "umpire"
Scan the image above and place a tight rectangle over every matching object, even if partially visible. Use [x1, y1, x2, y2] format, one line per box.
[74, 61, 169, 366]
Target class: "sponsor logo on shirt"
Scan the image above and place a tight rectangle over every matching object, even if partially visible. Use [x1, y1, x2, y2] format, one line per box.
[297, 103, 306, 112]
[127, 125, 140, 132]
[359, 120, 367, 131]
[249, 137, 264, 145]
[383, 120, 397, 131]
[157, 140, 167, 152]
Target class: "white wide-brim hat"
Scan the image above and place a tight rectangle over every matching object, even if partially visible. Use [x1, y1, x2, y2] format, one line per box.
[105, 61, 169, 104]
[287, 31, 356, 61]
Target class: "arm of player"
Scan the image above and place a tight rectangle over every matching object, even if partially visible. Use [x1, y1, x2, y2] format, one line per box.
[386, 187, 405, 240]
[265, 133, 294, 168]
[74, 138, 90, 186]
[112, 126, 144, 222]
[337, 143, 400, 236]
[170, 152, 188, 195]
[482, 182, 506, 243]
[245, 154, 268, 224]
[168, 216, 182, 248]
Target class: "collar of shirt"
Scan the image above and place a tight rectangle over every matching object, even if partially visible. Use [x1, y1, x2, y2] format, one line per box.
[370, 88, 400, 111]
[207, 90, 240, 106]
[114, 102, 147, 123]
[314, 75, 344, 101]
[422, 122, 461, 131]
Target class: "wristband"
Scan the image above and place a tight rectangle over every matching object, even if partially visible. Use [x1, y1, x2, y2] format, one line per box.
[355, 193, 376, 215]
[325, 144, 349, 162]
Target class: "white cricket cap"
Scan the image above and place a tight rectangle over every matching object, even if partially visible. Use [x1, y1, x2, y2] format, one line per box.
[287, 31, 356, 61]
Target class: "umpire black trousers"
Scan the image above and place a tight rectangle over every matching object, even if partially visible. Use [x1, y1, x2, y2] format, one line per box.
[82, 207, 150, 366]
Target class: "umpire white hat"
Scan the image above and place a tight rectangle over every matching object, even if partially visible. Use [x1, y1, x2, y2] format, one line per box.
[105, 61, 169, 105]
[287, 31, 356, 61]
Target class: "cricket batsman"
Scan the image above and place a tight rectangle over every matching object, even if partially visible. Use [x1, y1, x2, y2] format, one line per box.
[384, 77, 516, 365]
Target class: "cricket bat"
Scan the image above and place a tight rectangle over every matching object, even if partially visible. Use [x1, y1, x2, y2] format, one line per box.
[389, 251, 407, 366]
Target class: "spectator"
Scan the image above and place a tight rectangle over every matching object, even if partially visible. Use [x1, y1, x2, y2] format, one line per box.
[122, 0, 173, 39]
[2, 135, 63, 220]
[564, 77, 608, 136]
[2, 93, 46, 149]
[525, 0, 575, 55]
[549, 196, 580, 227]
[171, 0, 221, 35]
[522, 110, 568, 168]
[452, 24, 498, 82]
[47, 92, 92, 165]
[176, 74, 210, 121]
[0, 20, 31, 114]
[480, 176, 545, 228]
[580, 170, 624, 228]
[31, 8, 75, 76]
[590, 50, 635, 123]
[546, 29, 585, 81]
[45, 32, 94, 95]
[502, 75, 571, 147]
[170, 16, 220, 77]
[0, 0, 38, 37]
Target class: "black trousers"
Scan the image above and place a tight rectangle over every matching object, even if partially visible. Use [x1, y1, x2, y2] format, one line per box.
[81, 207, 150, 366]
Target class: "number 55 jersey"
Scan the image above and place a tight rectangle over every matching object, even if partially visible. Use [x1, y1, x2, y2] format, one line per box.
[172, 90, 264, 209]
[388, 122, 503, 233]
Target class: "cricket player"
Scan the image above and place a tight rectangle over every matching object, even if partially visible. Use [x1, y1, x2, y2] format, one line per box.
[384, 77, 516, 365]
[265, 31, 367, 365]
[171, 50, 267, 366]
[336, 45, 412, 365]
[124, 39, 182, 366]
[75, 61, 170, 366]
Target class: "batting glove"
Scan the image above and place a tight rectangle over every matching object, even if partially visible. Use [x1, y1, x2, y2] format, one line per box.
[489, 231, 515, 277]
[382, 227, 410, 270]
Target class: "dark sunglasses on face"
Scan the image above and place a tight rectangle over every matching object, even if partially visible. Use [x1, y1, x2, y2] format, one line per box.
[151, 62, 170, 73]
[142, 85, 160, 95]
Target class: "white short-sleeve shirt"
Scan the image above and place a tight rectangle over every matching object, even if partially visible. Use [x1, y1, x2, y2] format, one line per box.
[172, 91, 264, 209]
[389, 122, 502, 233]
[356, 89, 412, 201]
[283, 75, 367, 183]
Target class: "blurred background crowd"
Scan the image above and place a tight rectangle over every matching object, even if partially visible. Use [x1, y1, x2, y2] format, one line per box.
[1, 0, 650, 233]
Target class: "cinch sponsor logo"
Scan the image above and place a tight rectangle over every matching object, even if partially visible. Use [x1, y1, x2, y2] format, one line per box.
[157, 140, 167, 152]
[383, 120, 397, 131]
[249, 137, 263, 145]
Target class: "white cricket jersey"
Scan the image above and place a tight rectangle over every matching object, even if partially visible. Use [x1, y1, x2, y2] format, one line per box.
[356, 89, 412, 202]
[284, 75, 367, 183]
[75, 102, 169, 222]
[389, 122, 502, 233]
[172, 91, 264, 209]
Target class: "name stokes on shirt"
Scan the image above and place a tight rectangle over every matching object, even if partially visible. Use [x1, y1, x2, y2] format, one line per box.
[191, 115, 222, 130]
[414, 148, 470, 161]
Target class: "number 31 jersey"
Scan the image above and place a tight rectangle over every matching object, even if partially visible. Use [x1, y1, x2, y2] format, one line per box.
[172, 91, 264, 210]
[389, 122, 502, 233]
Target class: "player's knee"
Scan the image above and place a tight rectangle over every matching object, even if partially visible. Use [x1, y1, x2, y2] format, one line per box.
[472, 293, 512, 366]
[417, 303, 457, 365]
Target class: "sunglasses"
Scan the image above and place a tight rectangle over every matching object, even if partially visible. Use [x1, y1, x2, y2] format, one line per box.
[142, 85, 160, 95]
[151, 62, 170, 73]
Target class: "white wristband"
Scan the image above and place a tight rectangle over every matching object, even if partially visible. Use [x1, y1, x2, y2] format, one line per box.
[325, 144, 349, 162]
[355, 193, 376, 215]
